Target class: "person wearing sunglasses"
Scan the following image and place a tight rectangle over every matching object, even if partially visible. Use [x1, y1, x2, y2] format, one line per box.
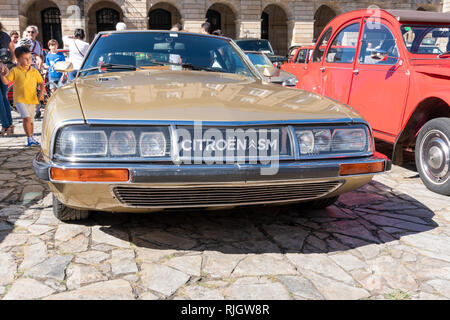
[24, 25, 43, 70]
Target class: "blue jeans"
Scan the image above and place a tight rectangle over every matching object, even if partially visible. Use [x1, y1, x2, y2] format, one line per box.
[68, 70, 78, 81]
[0, 81, 13, 129]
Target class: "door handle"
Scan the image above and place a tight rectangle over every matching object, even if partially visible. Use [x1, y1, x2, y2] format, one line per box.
[320, 67, 326, 72]
[352, 69, 359, 75]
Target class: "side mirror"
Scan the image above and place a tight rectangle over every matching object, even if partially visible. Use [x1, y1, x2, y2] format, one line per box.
[370, 49, 389, 61]
[54, 61, 74, 73]
[257, 65, 278, 78]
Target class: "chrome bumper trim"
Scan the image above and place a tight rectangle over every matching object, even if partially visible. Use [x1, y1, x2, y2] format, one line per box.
[33, 151, 391, 184]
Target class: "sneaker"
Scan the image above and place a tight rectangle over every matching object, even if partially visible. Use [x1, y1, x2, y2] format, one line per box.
[26, 137, 40, 147]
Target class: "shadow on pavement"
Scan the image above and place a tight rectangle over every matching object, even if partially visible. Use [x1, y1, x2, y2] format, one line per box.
[90, 179, 438, 255]
[0, 144, 50, 245]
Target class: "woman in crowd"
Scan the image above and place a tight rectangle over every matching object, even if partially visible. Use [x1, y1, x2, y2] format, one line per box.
[63, 28, 89, 81]
[0, 22, 15, 135]
[10, 31, 19, 47]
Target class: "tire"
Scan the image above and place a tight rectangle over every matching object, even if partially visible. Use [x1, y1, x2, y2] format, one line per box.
[302, 196, 339, 209]
[415, 117, 450, 196]
[52, 194, 90, 221]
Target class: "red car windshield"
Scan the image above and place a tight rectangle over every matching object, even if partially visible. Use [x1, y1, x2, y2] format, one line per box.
[401, 25, 450, 55]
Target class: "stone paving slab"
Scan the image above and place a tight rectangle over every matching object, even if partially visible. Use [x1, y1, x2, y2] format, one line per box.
[0, 112, 449, 300]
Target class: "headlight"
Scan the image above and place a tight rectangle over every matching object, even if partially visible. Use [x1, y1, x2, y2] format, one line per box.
[110, 130, 136, 156]
[140, 132, 166, 157]
[54, 125, 170, 160]
[56, 130, 107, 157]
[282, 77, 298, 87]
[295, 126, 370, 157]
[332, 128, 367, 152]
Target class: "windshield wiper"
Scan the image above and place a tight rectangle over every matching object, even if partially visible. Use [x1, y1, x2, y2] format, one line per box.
[149, 60, 221, 72]
[79, 63, 139, 74]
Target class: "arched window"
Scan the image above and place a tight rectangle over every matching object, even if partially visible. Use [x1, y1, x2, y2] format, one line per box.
[149, 9, 172, 30]
[314, 5, 336, 40]
[206, 9, 221, 32]
[261, 12, 269, 40]
[41, 7, 62, 49]
[96, 8, 120, 33]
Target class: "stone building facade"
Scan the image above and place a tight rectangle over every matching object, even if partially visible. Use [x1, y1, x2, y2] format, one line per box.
[0, 0, 448, 55]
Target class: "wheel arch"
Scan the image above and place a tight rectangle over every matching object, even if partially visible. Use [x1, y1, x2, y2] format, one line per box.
[392, 97, 450, 165]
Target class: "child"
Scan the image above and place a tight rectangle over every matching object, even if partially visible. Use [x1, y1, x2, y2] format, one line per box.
[0, 46, 44, 147]
[44, 39, 65, 93]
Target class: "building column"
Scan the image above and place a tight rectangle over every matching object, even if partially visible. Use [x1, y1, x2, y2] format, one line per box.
[236, 19, 261, 39]
[122, 0, 147, 29]
[183, 20, 206, 33]
[290, 20, 314, 46]
[444, 0, 450, 12]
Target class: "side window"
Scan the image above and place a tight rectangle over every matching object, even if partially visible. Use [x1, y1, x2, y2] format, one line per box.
[312, 27, 332, 62]
[326, 23, 360, 63]
[358, 21, 399, 65]
[295, 49, 307, 63]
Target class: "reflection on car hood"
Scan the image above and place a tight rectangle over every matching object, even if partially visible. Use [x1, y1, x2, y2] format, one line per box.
[263, 69, 296, 83]
[73, 69, 361, 122]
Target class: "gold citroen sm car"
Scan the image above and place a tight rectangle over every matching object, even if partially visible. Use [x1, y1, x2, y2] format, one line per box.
[33, 30, 391, 221]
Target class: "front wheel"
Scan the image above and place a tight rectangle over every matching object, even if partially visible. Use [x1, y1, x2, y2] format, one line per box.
[53, 194, 90, 221]
[415, 117, 450, 196]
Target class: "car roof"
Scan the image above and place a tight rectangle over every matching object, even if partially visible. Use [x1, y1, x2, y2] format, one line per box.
[235, 38, 269, 41]
[386, 9, 450, 23]
[97, 30, 231, 41]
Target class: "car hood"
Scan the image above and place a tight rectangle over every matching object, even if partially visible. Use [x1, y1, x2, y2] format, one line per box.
[264, 70, 296, 83]
[73, 69, 361, 123]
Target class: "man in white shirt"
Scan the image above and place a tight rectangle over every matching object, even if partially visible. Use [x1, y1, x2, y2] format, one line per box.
[25, 25, 43, 70]
[63, 28, 90, 81]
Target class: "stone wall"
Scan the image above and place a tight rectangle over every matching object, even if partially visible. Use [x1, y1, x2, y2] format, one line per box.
[0, 0, 444, 55]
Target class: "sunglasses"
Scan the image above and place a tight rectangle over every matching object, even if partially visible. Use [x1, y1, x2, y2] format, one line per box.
[27, 30, 36, 34]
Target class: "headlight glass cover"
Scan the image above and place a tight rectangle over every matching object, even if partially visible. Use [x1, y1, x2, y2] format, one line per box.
[54, 125, 170, 160]
[295, 126, 370, 157]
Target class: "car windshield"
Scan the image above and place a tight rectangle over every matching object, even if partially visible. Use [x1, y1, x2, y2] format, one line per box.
[80, 32, 256, 77]
[401, 25, 450, 55]
[245, 52, 272, 67]
[235, 40, 274, 54]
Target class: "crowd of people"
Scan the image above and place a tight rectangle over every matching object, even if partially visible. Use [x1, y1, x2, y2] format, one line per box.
[0, 21, 90, 146]
[0, 20, 223, 146]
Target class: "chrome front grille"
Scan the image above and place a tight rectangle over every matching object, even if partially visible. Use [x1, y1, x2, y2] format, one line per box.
[112, 181, 343, 208]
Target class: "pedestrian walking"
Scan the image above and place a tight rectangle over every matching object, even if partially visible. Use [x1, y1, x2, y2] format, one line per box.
[0, 22, 15, 136]
[63, 29, 89, 81]
[0, 46, 44, 146]
[201, 22, 211, 34]
[44, 39, 65, 93]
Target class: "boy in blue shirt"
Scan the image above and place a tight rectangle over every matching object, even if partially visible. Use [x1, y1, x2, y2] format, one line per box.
[44, 39, 65, 93]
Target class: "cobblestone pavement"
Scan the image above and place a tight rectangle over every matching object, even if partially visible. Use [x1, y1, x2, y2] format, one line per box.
[0, 112, 449, 300]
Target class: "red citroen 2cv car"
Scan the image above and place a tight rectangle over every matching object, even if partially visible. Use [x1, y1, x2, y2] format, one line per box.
[281, 45, 314, 82]
[298, 9, 450, 195]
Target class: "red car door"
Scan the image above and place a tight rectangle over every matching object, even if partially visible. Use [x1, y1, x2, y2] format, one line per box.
[299, 27, 333, 93]
[348, 18, 409, 139]
[321, 20, 362, 104]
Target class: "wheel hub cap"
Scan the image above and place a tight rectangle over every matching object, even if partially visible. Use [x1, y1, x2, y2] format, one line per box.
[420, 130, 450, 184]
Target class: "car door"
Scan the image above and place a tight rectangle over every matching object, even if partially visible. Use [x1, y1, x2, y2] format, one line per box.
[281, 48, 299, 74]
[348, 18, 409, 138]
[292, 48, 310, 80]
[299, 27, 332, 93]
[321, 20, 362, 104]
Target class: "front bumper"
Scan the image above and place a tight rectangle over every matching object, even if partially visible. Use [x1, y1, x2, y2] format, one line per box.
[33, 152, 391, 212]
